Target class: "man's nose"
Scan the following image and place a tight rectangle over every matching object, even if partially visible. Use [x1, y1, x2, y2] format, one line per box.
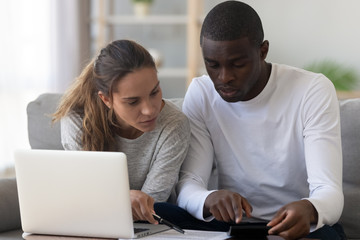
[219, 67, 234, 84]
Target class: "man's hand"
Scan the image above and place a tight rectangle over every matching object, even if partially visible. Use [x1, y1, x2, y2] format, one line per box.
[267, 200, 318, 240]
[130, 190, 157, 224]
[203, 190, 252, 223]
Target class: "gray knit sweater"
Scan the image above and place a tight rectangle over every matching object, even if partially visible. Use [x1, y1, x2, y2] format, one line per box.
[60, 100, 190, 202]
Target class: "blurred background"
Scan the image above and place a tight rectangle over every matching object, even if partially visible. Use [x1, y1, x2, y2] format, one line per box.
[1, 0, 360, 177]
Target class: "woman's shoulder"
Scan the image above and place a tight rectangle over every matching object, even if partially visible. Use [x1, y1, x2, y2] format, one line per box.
[60, 111, 83, 132]
[61, 110, 82, 123]
[162, 99, 186, 118]
[159, 99, 189, 128]
[153, 99, 190, 142]
[164, 98, 183, 111]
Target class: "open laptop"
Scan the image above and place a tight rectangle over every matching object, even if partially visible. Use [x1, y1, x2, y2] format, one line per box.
[14, 149, 170, 239]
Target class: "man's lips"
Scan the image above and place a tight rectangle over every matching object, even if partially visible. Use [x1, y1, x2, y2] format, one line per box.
[217, 87, 238, 97]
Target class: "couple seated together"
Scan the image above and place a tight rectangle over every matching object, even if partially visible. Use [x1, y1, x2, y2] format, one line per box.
[52, 1, 345, 240]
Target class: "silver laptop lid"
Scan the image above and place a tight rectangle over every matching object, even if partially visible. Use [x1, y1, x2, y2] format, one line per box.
[14, 149, 135, 239]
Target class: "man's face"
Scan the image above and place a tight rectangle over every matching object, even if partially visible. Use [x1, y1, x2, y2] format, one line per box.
[201, 37, 268, 102]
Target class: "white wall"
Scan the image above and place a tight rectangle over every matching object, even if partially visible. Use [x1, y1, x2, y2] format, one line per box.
[91, 0, 360, 99]
[207, 0, 360, 82]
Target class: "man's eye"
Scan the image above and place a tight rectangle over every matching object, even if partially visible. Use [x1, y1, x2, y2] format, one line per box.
[206, 62, 219, 68]
[233, 61, 245, 67]
[234, 64, 245, 68]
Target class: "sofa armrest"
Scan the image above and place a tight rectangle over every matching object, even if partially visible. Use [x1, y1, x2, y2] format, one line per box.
[339, 98, 360, 239]
[0, 178, 21, 232]
[27, 93, 63, 150]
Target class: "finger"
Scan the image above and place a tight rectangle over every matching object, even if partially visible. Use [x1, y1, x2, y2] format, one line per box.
[138, 196, 156, 224]
[268, 213, 287, 235]
[268, 219, 287, 235]
[132, 204, 142, 222]
[130, 190, 144, 221]
[278, 214, 309, 239]
[240, 198, 252, 221]
[131, 196, 151, 223]
[219, 194, 239, 222]
[132, 211, 140, 222]
[210, 204, 231, 222]
[221, 203, 235, 222]
[232, 197, 243, 224]
[210, 206, 223, 221]
[224, 199, 236, 222]
[278, 223, 308, 240]
[268, 210, 286, 227]
[269, 213, 297, 235]
[145, 197, 157, 224]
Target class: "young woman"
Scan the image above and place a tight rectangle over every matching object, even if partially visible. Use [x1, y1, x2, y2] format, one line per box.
[52, 39, 190, 224]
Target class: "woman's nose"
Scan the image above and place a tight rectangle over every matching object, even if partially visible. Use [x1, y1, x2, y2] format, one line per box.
[141, 100, 155, 116]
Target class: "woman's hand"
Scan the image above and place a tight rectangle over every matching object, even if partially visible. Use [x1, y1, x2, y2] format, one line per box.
[130, 190, 157, 224]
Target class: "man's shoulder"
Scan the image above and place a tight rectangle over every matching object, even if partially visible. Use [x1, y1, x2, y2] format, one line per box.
[185, 75, 217, 103]
[272, 63, 337, 108]
[189, 75, 213, 89]
[273, 63, 325, 80]
[272, 63, 332, 93]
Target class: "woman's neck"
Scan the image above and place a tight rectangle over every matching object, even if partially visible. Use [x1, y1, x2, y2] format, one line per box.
[115, 126, 143, 139]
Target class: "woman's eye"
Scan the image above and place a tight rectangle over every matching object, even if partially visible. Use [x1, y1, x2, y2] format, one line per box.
[151, 90, 159, 96]
[128, 100, 138, 106]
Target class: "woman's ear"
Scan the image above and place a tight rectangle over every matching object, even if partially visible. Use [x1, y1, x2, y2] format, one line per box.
[260, 40, 269, 60]
[98, 91, 111, 108]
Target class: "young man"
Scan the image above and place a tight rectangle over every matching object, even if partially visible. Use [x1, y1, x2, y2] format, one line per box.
[175, 1, 345, 239]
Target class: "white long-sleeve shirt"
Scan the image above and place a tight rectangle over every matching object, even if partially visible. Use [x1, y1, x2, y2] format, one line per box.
[176, 63, 343, 230]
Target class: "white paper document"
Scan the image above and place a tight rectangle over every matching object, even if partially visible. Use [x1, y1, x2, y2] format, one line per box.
[140, 229, 228, 240]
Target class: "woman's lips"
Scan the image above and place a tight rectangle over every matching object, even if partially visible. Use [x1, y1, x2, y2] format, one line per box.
[140, 117, 157, 125]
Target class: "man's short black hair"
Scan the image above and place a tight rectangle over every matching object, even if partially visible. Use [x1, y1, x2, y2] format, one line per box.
[200, 1, 264, 46]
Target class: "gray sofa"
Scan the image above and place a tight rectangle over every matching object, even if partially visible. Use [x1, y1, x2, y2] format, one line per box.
[0, 93, 359, 239]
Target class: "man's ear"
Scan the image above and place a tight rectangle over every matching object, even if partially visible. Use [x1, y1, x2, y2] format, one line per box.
[98, 91, 111, 108]
[260, 40, 269, 60]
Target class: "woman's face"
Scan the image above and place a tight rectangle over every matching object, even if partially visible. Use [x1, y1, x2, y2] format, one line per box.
[99, 67, 163, 135]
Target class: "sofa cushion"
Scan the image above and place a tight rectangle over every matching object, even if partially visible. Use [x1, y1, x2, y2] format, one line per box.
[27, 93, 64, 150]
[0, 178, 21, 233]
[339, 98, 360, 239]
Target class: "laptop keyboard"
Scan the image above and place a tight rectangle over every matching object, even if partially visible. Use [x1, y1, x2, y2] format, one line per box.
[134, 227, 150, 233]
